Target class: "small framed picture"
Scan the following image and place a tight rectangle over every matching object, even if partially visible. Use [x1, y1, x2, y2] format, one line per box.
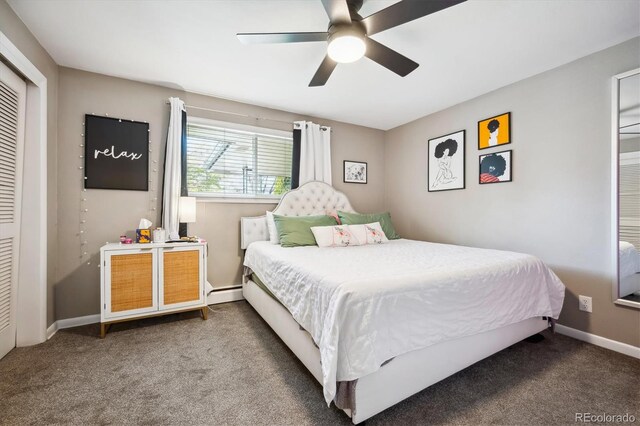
[479, 150, 512, 184]
[427, 130, 465, 192]
[343, 160, 367, 184]
[478, 112, 511, 150]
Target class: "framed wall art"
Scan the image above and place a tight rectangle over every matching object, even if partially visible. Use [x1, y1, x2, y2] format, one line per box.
[343, 160, 367, 184]
[479, 150, 512, 184]
[427, 130, 465, 192]
[478, 112, 511, 150]
[84, 114, 149, 191]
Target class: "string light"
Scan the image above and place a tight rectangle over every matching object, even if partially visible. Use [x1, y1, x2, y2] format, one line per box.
[77, 115, 158, 267]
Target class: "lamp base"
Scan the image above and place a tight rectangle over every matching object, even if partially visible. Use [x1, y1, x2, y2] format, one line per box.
[178, 222, 188, 238]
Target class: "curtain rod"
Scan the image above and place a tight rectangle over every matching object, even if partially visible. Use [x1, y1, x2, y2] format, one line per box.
[165, 101, 330, 130]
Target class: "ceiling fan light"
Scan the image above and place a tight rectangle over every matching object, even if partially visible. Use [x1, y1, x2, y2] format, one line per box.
[327, 35, 366, 63]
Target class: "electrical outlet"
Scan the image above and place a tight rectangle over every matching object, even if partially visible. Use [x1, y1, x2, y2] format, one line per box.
[578, 295, 592, 313]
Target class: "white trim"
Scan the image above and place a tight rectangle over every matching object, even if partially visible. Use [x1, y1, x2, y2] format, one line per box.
[555, 324, 640, 359]
[47, 314, 101, 340]
[44, 290, 243, 339]
[612, 72, 620, 303]
[0, 29, 48, 346]
[195, 196, 279, 204]
[207, 287, 244, 305]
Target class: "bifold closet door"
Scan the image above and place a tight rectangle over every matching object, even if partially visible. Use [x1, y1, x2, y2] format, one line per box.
[0, 61, 27, 360]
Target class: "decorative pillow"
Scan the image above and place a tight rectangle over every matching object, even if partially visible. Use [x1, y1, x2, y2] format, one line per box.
[349, 222, 389, 245]
[338, 211, 400, 240]
[266, 211, 279, 244]
[267, 209, 327, 244]
[311, 225, 362, 247]
[311, 222, 387, 247]
[273, 214, 338, 247]
[327, 212, 342, 224]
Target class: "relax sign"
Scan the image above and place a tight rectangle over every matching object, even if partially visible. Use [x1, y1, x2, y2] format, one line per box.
[84, 115, 149, 191]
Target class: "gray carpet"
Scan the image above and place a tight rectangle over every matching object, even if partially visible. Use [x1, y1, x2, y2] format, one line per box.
[1, 301, 638, 425]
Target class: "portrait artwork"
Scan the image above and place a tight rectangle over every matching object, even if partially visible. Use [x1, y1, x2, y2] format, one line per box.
[479, 150, 512, 184]
[427, 130, 465, 192]
[478, 112, 511, 150]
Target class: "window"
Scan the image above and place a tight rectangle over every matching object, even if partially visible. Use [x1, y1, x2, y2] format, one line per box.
[186, 118, 293, 199]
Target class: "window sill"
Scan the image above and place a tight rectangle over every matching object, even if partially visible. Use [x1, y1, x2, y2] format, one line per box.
[195, 196, 280, 205]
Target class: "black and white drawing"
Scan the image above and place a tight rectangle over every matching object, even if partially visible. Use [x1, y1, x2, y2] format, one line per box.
[343, 160, 367, 184]
[428, 130, 465, 192]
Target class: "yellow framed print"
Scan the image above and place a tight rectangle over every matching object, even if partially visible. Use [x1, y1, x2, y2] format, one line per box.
[478, 112, 511, 150]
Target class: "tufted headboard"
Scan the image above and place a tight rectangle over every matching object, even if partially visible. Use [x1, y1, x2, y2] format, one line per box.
[240, 181, 356, 249]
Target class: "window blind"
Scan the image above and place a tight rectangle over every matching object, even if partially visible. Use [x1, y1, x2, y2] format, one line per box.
[186, 120, 293, 198]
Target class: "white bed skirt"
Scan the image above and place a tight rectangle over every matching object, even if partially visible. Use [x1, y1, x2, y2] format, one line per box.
[243, 279, 548, 424]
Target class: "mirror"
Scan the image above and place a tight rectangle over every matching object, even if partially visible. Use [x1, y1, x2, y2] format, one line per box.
[613, 68, 640, 307]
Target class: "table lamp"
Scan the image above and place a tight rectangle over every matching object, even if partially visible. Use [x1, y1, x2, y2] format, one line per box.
[179, 196, 197, 239]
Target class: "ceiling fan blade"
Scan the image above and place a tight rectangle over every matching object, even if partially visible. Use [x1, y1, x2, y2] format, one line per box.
[364, 38, 418, 77]
[237, 32, 328, 44]
[309, 55, 338, 87]
[321, 0, 352, 24]
[362, 0, 467, 36]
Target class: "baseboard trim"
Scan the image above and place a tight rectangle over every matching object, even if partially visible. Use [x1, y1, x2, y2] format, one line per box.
[46, 322, 57, 340]
[555, 324, 640, 359]
[47, 314, 101, 340]
[45, 289, 244, 340]
[207, 286, 244, 305]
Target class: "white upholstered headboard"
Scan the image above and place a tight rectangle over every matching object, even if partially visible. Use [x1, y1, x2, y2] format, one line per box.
[240, 181, 356, 249]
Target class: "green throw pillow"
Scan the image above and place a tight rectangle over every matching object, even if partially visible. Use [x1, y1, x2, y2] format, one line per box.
[337, 211, 400, 240]
[273, 214, 338, 247]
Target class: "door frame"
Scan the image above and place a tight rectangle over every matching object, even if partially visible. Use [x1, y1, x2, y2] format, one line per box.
[0, 30, 48, 345]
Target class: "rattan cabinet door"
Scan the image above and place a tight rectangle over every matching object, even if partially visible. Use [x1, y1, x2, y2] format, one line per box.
[160, 246, 204, 309]
[104, 249, 158, 319]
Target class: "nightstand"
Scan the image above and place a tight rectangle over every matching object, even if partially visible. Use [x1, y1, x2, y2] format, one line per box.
[99, 241, 208, 337]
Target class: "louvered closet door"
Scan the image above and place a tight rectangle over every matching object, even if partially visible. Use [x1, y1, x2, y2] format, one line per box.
[0, 62, 27, 360]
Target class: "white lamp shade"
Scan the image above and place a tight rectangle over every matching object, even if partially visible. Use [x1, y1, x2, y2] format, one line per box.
[179, 196, 197, 223]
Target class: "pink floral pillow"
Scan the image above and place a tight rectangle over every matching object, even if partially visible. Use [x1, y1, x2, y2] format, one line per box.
[310, 222, 388, 247]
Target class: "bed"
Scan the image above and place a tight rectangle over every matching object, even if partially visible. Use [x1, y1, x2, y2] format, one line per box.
[619, 241, 640, 298]
[240, 182, 565, 424]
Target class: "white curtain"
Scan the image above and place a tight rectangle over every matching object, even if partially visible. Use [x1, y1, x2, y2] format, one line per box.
[295, 121, 332, 185]
[162, 97, 185, 240]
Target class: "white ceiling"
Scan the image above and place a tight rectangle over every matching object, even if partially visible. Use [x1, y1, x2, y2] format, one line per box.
[8, 0, 640, 130]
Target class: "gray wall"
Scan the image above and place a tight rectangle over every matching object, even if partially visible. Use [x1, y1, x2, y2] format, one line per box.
[56, 67, 385, 320]
[0, 0, 59, 326]
[384, 37, 640, 347]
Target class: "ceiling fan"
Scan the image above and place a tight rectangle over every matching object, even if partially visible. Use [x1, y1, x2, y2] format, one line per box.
[237, 0, 467, 87]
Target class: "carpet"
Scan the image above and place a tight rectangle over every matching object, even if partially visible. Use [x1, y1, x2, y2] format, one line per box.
[0, 301, 638, 425]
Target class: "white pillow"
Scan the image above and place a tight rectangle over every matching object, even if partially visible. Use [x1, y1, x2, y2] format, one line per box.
[266, 211, 279, 244]
[348, 222, 388, 245]
[311, 225, 363, 247]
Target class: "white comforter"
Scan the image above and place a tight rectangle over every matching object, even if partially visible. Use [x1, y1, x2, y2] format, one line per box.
[243, 239, 565, 405]
[619, 241, 640, 279]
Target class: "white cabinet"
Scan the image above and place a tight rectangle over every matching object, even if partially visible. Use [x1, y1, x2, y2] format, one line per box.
[100, 242, 207, 337]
